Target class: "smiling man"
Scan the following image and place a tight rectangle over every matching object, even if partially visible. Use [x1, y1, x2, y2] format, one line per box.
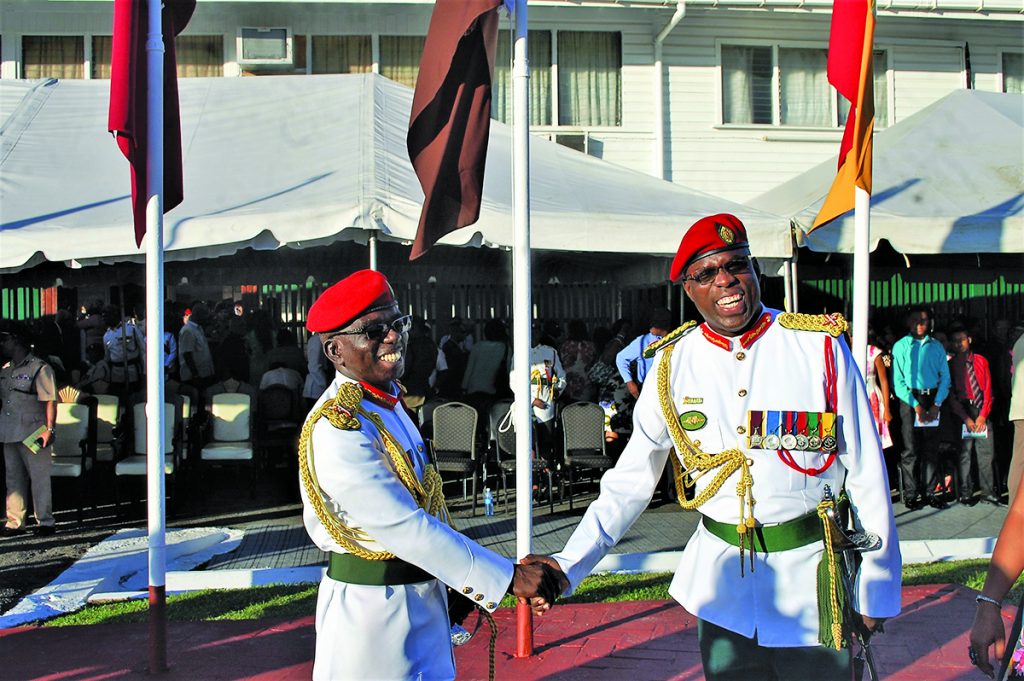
[298, 269, 562, 681]
[526, 214, 902, 680]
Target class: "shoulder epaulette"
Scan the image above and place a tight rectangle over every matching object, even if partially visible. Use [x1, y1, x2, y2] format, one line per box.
[643, 320, 698, 359]
[776, 312, 848, 338]
[322, 382, 364, 430]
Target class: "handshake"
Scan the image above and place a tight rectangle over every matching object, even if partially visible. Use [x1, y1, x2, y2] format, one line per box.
[508, 554, 570, 615]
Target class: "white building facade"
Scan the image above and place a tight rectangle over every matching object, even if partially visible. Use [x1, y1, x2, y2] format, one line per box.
[2, 0, 1021, 204]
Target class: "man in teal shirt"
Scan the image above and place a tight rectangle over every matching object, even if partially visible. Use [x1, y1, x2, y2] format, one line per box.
[891, 306, 951, 510]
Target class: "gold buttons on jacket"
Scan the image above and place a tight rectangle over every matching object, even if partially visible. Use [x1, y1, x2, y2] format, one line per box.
[474, 593, 484, 602]
[735, 351, 746, 361]
[738, 389, 748, 397]
[736, 426, 746, 435]
[462, 587, 473, 594]
[486, 601, 496, 609]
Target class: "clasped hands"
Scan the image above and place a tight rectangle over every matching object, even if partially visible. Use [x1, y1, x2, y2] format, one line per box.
[508, 554, 570, 615]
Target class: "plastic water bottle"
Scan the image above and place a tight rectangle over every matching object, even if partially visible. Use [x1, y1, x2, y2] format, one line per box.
[483, 487, 494, 516]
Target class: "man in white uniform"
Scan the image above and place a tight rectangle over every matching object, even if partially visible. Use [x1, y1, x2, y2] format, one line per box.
[527, 214, 902, 680]
[299, 269, 560, 681]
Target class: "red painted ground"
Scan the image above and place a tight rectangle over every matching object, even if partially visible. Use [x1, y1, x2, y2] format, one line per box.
[0, 585, 1014, 680]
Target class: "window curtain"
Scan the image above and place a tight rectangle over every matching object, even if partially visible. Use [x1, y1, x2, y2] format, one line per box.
[92, 35, 112, 79]
[839, 51, 888, 129]
[722, 46, 771, 124]
[557, 31, 621, 126]
[380, 35, 425, 89]
[1004, 53, 1024, 94]
[312, 35, 371, 74]
[779, 48, 829, 126]
[23, 36, 84, 79]
[493, 30, 552, 125]
[175, 35, 223, 77]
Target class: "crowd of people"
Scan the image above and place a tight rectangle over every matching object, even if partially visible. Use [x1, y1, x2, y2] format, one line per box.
[862, 307, 1023, 509]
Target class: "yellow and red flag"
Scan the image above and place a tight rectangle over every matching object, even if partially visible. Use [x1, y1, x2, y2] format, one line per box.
[811, 0, 876, 232]
[407, 0, 502, 260]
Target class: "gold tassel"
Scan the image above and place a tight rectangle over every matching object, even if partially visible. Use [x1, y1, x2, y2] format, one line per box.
[816, 499, 847, 650]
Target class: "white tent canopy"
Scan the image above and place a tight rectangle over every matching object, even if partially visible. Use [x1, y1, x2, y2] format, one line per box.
[0, 74, 791, 273]
[749, 90, 1024, 254]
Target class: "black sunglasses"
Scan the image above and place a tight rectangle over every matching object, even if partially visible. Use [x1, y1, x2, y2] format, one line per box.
[334, 315, 412, 342]
[683, 256, 753, 286]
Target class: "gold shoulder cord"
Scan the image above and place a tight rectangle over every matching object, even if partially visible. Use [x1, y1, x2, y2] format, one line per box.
[656, 344, 758, 574]
[297, 383, 498, 679]
[777, 312, 848, 337]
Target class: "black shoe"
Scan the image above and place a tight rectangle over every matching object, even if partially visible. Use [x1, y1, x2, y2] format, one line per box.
[0, 526, 26, 538]
[925, 495, 948, 510]
[980, 494, 1004, 506]
[904, 495, 924, 511]
[32, 525, 56, 537]
[958, 496, 979, 507]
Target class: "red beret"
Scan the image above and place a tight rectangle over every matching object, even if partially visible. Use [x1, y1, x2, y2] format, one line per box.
[306, 270, 397, 333]
[669, 213, 749, 283]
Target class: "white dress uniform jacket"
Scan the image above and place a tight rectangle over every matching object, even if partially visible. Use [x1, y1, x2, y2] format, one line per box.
[553, 308, 902, 647]
[301, 374, 514, 680]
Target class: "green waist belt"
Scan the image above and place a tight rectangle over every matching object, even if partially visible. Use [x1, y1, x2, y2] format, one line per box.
[702, 511, 822, 553]
[327, 552, 434, 586]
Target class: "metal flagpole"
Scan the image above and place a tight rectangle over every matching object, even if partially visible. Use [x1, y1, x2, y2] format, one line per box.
[511, 0, 535, 658]
[852, 185, 870, 378]
[144, 0, 168, 671]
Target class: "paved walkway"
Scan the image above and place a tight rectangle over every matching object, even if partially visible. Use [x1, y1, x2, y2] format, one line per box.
[0, 584, 1013, 680]
[202, 491, 1008, 581]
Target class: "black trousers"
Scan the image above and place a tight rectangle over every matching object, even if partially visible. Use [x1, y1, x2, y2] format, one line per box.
[955, 402, 997, 497]
[698, 619, 850, 681]
[899, 401, 942, 498]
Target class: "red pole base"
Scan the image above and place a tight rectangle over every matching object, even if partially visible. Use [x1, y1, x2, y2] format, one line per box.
[148, 584, 168, 674]
[514, 600, 534, 658]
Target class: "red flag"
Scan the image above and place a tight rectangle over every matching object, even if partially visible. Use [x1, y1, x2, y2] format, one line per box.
[407, 0, 502, 260]
[811, 0, 875, 232]
[108, 0, 196, 246]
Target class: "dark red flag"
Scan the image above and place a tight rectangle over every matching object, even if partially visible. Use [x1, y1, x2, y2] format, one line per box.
[407, 0, 502, 260]
[108, 0, 195, 246]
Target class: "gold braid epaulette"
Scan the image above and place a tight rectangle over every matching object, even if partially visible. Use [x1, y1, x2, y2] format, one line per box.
[297, 382, 450, 560]
[656, 337, 758, 575]
[777, 312, 848, 338]
[643, 320, 698, 360]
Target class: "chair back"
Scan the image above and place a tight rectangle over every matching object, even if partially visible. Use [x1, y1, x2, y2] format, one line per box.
[211, 392, 252, 443]
[432, 401, 477, 459]
[94, 394, 120, 443]
[418, 397, 446, 436]
[54, 402, 91, 458]
[562, 401, 606, 458]
[258, 385, 296, 422]
[132, 402, 176, 454]
[488, 399, 513, 448]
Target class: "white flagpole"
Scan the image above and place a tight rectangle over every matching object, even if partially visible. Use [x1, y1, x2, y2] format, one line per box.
[852, 185, 870, 378]
[511, 0, 535, 658]
[145, 0, 168, 672]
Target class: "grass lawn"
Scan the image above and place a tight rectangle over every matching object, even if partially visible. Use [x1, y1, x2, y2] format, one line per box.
[42, 559, 1023, 627]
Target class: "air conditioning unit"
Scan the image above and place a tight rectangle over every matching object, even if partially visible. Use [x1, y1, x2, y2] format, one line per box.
[237, 27, 292, 65]
[551, 132, 588, 154]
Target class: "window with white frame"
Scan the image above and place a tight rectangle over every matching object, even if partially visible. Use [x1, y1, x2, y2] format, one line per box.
[722, 44, 888, 128]
[380, 35, 425, 89]
[23, 35, 84, 79]
[492, 30, 621, 128]
[493, 30, 552, 125]
[1004, 52, 1023, 94]
[312, 35, 371, 74]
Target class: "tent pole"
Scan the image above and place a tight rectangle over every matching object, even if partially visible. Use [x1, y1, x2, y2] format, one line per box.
[852, 185, 870, 377]
[792, 260, 799, 313]
[782, 260, 793, 313]
[144, 0, 168, 672]
[369, 233, 378, 271]
[511, 0, 535, 658]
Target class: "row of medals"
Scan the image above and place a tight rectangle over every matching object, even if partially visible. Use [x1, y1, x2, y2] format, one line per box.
[747, 413, 838, 452]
